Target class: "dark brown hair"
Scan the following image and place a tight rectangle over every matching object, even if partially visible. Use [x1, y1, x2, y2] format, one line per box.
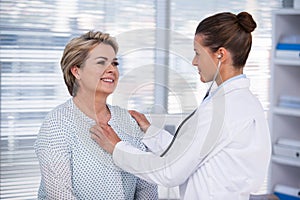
[195, 12, 256, 68]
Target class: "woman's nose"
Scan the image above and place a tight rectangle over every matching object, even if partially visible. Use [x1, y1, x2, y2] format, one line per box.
[105, 63, 116, 72]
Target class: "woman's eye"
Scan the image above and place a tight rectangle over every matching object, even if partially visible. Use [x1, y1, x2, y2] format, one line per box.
[112, 61, 119, 67]
[97, 61, 106, 65]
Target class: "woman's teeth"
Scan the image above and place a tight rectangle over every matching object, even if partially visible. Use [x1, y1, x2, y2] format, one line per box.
[101, 78, 113, 82]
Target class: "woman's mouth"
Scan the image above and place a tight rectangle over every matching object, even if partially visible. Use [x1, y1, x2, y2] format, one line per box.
[100, 78, 114, 83]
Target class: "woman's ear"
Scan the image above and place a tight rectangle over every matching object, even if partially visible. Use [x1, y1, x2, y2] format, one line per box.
[71, 66, 80, 79]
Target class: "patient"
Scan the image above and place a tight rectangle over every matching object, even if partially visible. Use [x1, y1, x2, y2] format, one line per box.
[34, 30, 158, 199]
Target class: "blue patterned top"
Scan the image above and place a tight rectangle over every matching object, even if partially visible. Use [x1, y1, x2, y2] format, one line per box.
[34, 98, 158, 200]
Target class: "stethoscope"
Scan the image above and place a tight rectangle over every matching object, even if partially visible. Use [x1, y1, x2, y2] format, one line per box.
[160, 56, 222, 157]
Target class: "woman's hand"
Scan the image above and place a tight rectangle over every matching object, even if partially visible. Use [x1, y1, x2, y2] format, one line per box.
[90, 124, 121, 154]
[128, 110, 151, 132]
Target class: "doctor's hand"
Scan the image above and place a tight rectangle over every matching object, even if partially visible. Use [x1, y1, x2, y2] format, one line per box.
[129, 110, 151, 132]
[90, 124, 121, 154]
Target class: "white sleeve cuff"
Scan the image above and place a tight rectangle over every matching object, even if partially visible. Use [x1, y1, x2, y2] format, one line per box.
[141, 125, 173, 155]
[112, 141, 155, 173]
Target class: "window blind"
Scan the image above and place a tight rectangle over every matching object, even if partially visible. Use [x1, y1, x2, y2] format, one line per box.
[0, 1, 156, 199]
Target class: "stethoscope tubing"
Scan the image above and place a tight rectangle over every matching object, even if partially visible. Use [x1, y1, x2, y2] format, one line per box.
[160, 60, 221, 157]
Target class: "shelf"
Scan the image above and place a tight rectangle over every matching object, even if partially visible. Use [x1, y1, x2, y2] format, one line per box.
[272, 155, 300, 167]
[273, 9, 300, 15]
[269, 9, 300, 193]
[273, 106, 300, 117]
[273, 58, 300, 66]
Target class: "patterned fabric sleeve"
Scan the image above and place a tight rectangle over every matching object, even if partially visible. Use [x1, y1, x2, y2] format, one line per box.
[34, 113, 77, 200]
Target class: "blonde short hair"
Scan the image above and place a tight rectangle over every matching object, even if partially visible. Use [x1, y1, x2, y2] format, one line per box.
[60, 30, 118, 96]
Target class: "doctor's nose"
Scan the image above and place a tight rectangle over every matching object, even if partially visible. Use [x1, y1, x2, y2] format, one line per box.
[192, 55, 198, 66]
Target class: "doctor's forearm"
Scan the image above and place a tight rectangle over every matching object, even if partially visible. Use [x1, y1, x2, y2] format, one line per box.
[112, 141, 196, 187]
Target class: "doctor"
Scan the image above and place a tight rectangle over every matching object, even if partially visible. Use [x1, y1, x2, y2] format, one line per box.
[90, 11, 271, 200]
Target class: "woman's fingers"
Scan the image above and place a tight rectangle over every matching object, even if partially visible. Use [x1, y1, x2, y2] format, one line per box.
[90, 125, 105, 147]
[102, 125, 121, 143]
[90, 124, 121, 154]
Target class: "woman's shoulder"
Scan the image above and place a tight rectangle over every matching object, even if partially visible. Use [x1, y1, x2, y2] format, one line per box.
[36, 99, 74, 146]
[45, 98, 73, 120]
[108, 105, 144, 137]
[109, 104, 127, 114]
[40, 98, 75, 131]
[108, 105, 133, 122]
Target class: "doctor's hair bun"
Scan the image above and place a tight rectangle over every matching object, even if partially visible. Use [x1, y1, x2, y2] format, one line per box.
[237, 12, 257, 33]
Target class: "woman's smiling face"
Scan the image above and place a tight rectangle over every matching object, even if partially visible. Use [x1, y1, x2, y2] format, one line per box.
[75, 43, 119, 96]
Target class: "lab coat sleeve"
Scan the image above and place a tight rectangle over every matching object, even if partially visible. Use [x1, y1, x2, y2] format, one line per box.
[113, 105, 215, 187]
[141, 125, 174, 155]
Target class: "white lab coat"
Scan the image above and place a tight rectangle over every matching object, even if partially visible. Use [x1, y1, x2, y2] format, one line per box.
[113, 75, 271, 200]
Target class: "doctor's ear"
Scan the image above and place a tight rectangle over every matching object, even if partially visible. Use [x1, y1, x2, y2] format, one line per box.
[216, 47, 227, 61]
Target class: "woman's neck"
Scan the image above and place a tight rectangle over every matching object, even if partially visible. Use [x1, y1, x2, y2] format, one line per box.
[73, 92, 111, 124]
